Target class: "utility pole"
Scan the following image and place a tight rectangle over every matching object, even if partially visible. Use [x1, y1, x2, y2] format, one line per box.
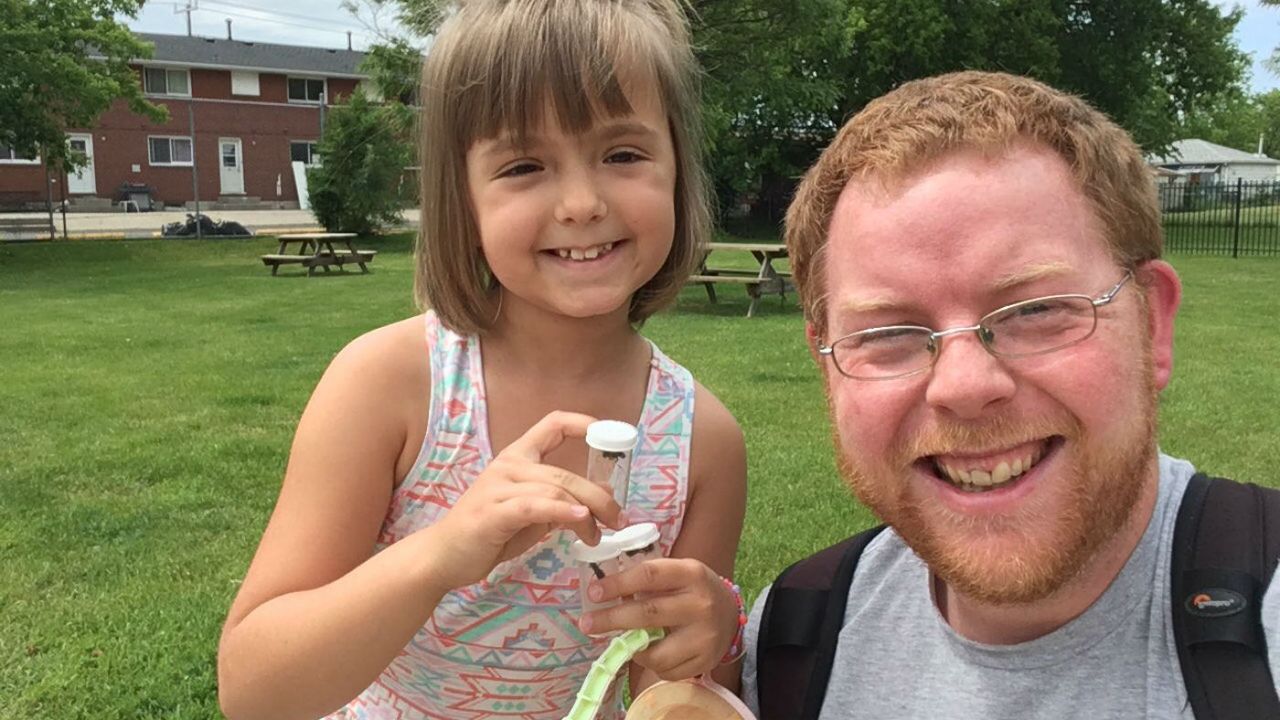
[188, 98, 202, 239]
[175, 1, 198, 37]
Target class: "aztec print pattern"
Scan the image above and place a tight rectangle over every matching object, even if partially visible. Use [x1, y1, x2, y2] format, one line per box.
[326, 311, 694, 720]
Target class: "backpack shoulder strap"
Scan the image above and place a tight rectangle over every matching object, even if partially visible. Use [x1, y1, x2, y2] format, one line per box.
[1171, 473, 1280, 718]
[757, 524, 887, 720]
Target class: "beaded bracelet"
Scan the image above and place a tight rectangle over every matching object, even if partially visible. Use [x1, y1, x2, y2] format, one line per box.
[718, 576, 748, 665]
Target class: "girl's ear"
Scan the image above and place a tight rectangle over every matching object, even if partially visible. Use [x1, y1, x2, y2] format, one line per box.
[1139, 260, 1181, 391]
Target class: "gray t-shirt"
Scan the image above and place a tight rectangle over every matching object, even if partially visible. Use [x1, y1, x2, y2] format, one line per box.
[742, 454, 1280, 719]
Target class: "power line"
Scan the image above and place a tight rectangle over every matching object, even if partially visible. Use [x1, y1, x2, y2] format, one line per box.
[198, 7, 375, 42]
[200, 0, 359, 31]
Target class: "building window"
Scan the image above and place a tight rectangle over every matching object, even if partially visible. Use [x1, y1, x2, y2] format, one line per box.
[148, 136, 194, 166]
[0, 143, 40, 164]
[231, 71, 260, 96]
[143, 68, 191, 96]
[289, 141, 321, 166]
[288, 77, 326, 103]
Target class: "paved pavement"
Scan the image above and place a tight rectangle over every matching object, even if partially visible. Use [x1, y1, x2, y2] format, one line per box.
[0, 208, 420, 240]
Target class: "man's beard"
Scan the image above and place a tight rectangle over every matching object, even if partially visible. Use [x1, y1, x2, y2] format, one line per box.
[831, 358, 1159, 606]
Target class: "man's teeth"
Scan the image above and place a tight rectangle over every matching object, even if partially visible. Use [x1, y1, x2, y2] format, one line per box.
[937, 447, 1045, 491]
[554, 242, 614, 261]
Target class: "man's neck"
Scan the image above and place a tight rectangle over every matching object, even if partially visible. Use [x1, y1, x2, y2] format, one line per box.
[933, 465, 1162, 645]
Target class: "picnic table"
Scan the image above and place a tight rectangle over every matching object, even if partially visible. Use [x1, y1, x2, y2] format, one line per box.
[261, 232, 377, 276]
[688, 242, 793, 317]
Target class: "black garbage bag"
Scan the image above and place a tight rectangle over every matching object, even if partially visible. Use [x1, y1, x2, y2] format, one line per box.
[161, 213, 253, 238]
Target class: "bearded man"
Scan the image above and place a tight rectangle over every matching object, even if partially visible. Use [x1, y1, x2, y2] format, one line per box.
[742, 71, 1280, 719]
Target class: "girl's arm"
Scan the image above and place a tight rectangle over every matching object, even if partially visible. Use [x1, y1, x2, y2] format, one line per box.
[625, 382, 748, 694]
[217, 321, 450, 720]
[217, 321, 621, 720]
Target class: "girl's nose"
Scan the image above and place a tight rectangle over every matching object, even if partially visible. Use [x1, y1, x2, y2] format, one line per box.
[554, 170, 607, 225]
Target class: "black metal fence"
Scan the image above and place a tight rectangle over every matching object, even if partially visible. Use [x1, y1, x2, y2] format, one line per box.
[1159, 179, 1280, 257]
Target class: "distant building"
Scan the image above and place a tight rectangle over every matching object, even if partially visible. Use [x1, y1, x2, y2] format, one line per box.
[1147, 138, 1280, 185]
[0, 32, 369, 211]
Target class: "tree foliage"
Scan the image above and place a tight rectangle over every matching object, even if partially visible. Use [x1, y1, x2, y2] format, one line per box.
[356, 0, 1250, 220]
[1179, 89, 1280, 159]
[1262, 0, 1279, 75]
[358, 37, 423, 105]
[0, 0, 166, 171]
[307, 90, 415, 235]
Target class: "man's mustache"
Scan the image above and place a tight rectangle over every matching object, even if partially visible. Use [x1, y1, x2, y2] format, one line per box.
[893, 413, 1081, 464]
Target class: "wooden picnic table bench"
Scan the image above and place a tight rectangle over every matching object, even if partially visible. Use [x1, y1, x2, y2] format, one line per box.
[0, 215, 56, 242]
[261, 232, 377, 276]
[687, 242, 793, 317]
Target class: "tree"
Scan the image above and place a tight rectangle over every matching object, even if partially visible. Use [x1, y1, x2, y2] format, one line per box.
[826, 0, 1247, 154]
[0, 0, 166, 173]
[307, 90, 415, 235]
[1177, 89, 1280, 158]
[1262, 0, 1279, 75]
[1256, 90, 1280, 158]
[358, 37, 423, 105]
[353, 0, 1249, 222]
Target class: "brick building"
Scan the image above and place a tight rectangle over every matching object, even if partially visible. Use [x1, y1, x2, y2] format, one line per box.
[0, 32, 368, 211]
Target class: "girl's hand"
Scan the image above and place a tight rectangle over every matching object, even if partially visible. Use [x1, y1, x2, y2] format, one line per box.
[577, 558, 739, 680]
[428, 411, 624, 591]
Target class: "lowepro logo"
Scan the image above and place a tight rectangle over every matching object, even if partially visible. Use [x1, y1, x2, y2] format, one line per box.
[1185, 588, 1247, 618]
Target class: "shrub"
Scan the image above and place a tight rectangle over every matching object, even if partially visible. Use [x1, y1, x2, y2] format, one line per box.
[307, 91, 414, 235]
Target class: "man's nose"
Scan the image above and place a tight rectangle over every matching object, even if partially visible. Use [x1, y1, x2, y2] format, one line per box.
[924, 330, 1016, 419]
[554, 167, 607, 225]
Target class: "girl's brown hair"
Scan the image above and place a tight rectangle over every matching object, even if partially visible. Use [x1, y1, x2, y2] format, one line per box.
[415, 0, 710, 334]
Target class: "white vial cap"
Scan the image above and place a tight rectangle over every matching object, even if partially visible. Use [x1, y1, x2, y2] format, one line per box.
[569, 522, 660, 563]
[586, 420, 639, 453]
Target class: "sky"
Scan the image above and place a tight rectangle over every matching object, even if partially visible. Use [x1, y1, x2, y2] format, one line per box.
[125, 0, 1279, 93]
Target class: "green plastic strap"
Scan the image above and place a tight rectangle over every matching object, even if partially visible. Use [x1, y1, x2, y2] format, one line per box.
[562, 627, 665, 720]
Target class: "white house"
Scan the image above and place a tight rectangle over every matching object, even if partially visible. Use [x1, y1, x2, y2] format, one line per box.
[1148, 138, 1280, 184]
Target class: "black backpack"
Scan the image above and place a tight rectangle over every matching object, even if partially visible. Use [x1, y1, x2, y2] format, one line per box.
[756, 474, 1280, 719]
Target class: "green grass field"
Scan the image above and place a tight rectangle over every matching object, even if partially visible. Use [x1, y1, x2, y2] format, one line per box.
[2, 234, 1278, 717]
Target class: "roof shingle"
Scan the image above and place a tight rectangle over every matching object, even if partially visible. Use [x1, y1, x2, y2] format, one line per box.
[135, 32, 367, 77]
[1149, 138, 1279, 167]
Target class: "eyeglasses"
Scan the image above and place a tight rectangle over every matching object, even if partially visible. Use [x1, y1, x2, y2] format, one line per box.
[817, 271, 1134, 380]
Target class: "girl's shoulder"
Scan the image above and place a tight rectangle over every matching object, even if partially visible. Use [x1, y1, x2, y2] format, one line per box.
[688, 380, 745, 476]
[316, 314, 433, 439]
[331, 313, 433, 383]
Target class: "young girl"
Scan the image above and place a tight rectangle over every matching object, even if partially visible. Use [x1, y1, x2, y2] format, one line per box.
[216, 1, 748, 718]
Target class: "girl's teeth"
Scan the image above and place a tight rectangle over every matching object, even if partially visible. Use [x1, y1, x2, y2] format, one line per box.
[554, 243, 614, 261]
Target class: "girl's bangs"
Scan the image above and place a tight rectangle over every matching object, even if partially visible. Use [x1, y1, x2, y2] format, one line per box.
[447, 1, 674, 148]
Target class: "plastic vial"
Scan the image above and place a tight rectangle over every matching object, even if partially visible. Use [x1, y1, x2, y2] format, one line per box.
[568, 522, 662, 634]
[586, 420, 639, 511]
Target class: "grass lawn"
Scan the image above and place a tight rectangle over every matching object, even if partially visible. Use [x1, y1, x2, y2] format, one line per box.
[2, 234, 1278, 717]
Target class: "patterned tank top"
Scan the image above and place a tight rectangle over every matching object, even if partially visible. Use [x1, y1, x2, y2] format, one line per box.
[328, 311, 695, 720]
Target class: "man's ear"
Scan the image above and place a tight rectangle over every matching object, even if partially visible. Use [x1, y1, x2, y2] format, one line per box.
[1139, 260, 1181, 391]
[805, 322, 823, 364]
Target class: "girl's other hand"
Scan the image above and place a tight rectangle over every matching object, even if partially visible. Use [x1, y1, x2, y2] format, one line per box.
[427, 411, 625, 591]
[577, 558, 738, 680]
